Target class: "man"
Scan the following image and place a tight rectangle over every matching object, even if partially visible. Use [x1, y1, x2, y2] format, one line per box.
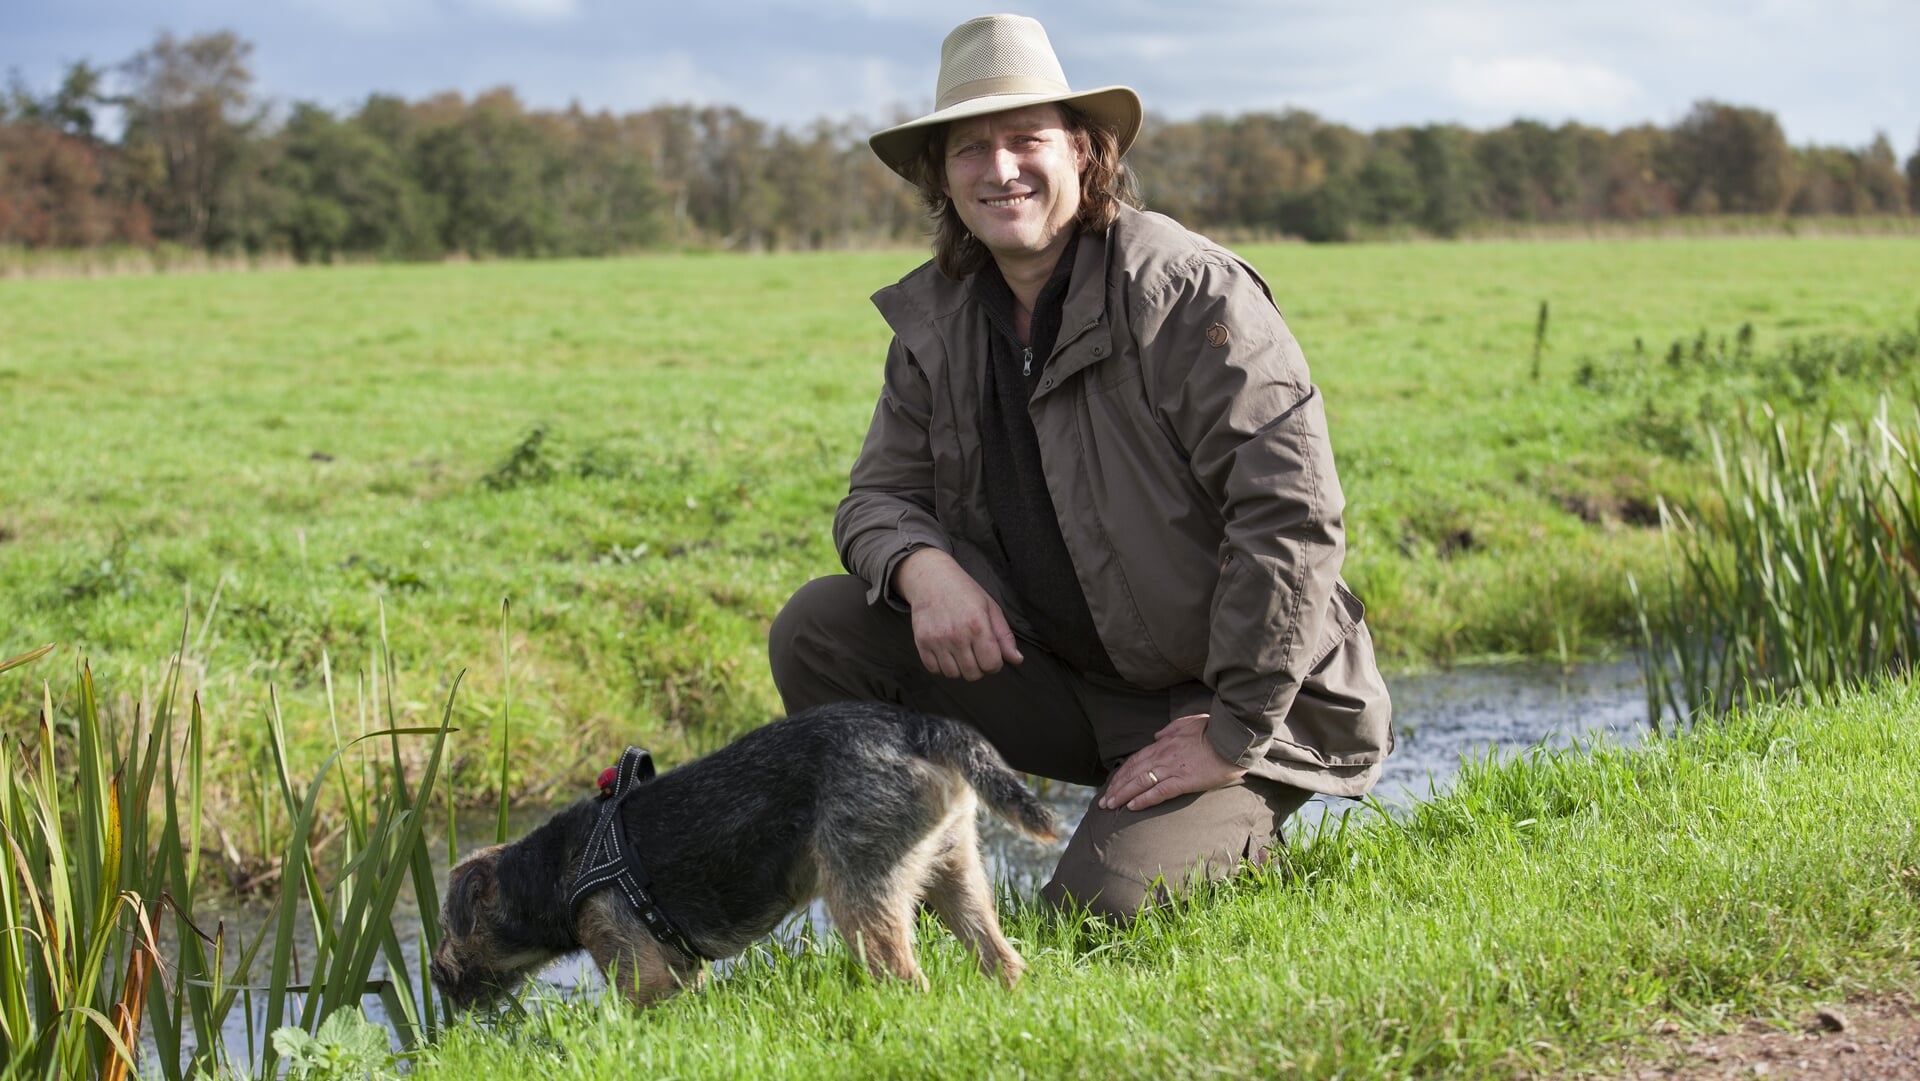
[770, 14, 1392, 921]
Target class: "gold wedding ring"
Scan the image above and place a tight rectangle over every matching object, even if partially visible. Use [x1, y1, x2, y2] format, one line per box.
[1146, 770, 1160, 785]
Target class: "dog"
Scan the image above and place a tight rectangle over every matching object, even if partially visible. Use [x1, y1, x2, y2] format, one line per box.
[429, 701, 1060, 1008]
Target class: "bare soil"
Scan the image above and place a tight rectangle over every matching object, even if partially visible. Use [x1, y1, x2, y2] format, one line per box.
[1601, 993, 1920, 1080]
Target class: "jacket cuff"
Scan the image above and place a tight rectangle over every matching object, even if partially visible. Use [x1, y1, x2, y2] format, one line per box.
[1204, 699, 1273, 769]
[874, 541, 937, 611]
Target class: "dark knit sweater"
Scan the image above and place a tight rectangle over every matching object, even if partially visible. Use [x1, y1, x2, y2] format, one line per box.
[972, 233, 1117, 676]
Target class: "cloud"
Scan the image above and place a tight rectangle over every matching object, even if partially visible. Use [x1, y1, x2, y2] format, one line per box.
[459, 0, 580, 21]
[1445, 55, 1641, 119]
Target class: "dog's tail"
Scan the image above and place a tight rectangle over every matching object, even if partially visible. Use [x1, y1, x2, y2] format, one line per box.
[906, 713, 1061, 843]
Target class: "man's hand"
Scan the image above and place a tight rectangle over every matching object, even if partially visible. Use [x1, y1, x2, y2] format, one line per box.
[893, 548, 1024, 680]
[1098, 713, 1248, 812]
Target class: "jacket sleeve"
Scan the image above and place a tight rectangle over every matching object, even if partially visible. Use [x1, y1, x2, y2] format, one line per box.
[832, 335, 954, 608]
[1139, 254, 1350, 768]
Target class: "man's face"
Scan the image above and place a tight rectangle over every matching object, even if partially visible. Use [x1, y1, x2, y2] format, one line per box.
[943, 104, 1086, 273]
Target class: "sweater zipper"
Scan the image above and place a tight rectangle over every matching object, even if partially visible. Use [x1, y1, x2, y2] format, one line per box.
[1022, 346, 1033, 378]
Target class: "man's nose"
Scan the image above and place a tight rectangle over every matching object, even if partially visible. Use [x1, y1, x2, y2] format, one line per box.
[988, 146, 1020, 184]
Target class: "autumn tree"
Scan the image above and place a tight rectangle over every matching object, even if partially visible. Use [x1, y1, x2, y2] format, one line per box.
[119, 31, 257, 247]
[0, 61, 149, 247]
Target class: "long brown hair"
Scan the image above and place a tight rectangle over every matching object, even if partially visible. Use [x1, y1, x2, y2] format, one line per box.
[901, 102, 1141, 280]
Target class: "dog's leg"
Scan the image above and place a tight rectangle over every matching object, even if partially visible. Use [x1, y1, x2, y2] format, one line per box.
[578, 893, 701, 1007]
[817, 843, 931, 991]
[922, 806, 1027, 988]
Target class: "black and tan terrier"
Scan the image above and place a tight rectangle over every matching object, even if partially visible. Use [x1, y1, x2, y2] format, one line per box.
[429, 701, 1060, 1008]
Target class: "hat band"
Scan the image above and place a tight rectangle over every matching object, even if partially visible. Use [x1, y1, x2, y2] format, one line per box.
[936, 74, 1071, 111]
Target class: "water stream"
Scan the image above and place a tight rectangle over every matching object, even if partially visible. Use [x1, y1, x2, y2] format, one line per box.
[162, 658, 1652, 1065]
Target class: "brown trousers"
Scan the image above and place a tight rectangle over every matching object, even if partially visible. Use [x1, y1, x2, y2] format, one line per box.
[769, 575, 1311, 922]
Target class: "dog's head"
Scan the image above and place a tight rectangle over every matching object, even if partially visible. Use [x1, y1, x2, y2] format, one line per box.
[430, 845, 562, 1009]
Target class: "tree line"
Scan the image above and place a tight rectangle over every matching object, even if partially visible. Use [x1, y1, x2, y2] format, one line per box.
[4, 30, 1918, 258]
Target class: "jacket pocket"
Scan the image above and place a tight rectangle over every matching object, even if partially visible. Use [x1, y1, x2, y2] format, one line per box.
[1307, 580, 1365, 674]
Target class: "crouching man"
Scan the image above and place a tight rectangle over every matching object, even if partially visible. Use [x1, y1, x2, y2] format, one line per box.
[771, 14, 1393, 921]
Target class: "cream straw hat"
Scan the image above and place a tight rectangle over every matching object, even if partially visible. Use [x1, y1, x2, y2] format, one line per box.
[869, 14, 1142, 179]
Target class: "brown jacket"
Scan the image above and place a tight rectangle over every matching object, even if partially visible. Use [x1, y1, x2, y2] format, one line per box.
[834, 205, 1392, 798]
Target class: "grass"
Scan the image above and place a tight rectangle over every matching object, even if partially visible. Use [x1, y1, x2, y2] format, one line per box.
[3, 236, 1918, 836]
[403, 672, 1920, 1080]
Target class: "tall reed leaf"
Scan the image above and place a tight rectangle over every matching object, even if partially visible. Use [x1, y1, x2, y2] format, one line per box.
[1636, 399, 1920, 725]
[3, 630, 468, 1080]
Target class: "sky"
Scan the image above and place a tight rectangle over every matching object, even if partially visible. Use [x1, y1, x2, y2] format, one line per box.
[6, 0, 1918, 157]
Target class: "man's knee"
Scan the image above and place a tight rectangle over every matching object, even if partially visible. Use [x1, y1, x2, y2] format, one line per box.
[771, 576, 864, 667]
[769, 575, 908, 712]
[1042, 779, 1310, 924]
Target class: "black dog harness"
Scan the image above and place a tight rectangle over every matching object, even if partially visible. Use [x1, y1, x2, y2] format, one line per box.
[567, 747, 705, 967]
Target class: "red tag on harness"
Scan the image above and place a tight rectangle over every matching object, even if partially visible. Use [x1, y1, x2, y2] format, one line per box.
[597, 766, 617, 792]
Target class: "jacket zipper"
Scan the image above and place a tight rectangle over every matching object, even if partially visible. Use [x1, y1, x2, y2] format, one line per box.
[1022, 346, 1033, 377]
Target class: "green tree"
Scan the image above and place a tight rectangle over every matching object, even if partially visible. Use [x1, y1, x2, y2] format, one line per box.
[1858, 133, 1908, 214]
[1668, 100, 1793, 213]
[1475, 120, 1576, 221]
[1408, 124, 1480, 236]
[1351, 136, 1422, 227]
[5, 61, 111, 138]
[270, 101, 438, 261]
[1907, 131, 1920, 213]
[412, 88, 562, 256]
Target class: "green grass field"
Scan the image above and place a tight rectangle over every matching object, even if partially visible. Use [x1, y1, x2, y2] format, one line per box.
[3, 236, 1917, 821]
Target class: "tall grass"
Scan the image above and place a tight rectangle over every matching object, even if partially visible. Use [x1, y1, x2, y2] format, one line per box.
[1634, 399, 1920, 724]
[0, 613, 476, 1079]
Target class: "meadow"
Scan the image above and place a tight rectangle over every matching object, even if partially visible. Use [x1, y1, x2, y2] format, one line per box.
[5, 234, 1920, 1078]
[3, 235, 1918, 824]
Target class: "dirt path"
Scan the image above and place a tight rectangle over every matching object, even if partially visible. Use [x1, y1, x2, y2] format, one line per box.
[1602, 993, 1919, 1079]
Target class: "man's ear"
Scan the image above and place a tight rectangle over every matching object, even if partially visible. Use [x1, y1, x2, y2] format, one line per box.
[446, 859, 495, 937]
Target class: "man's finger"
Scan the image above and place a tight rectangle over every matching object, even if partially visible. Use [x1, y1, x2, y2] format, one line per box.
[1125, 771, 1172, 811]
[968, 637, 1002, 678]
[955, 642, 986, 681]
[988, 607, 1024, 666]
[1100, 763, 1153, 810]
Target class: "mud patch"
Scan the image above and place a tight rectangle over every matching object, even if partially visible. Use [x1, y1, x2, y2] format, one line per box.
[1611, 994, 1920, 1080]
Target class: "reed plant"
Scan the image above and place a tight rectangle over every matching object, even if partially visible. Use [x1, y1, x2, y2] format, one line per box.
[1633, 399, 1920, 725]
[0, 610, 479, 1079]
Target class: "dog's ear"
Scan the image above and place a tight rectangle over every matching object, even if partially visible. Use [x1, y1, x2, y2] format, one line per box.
[446, 860, 495, 937]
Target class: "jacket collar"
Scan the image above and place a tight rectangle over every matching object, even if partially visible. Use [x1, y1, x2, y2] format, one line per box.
[872, 222, 1113, 389]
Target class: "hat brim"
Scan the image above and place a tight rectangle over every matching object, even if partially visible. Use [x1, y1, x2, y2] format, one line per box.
[869, 85, 1142, 180]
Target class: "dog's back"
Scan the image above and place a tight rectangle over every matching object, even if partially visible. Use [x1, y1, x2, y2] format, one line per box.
[621, 702, 1057, 958]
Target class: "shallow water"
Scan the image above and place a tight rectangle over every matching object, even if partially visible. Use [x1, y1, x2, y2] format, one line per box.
[982, 656, 1652, 886]
[164, 658, 1651, 1065]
